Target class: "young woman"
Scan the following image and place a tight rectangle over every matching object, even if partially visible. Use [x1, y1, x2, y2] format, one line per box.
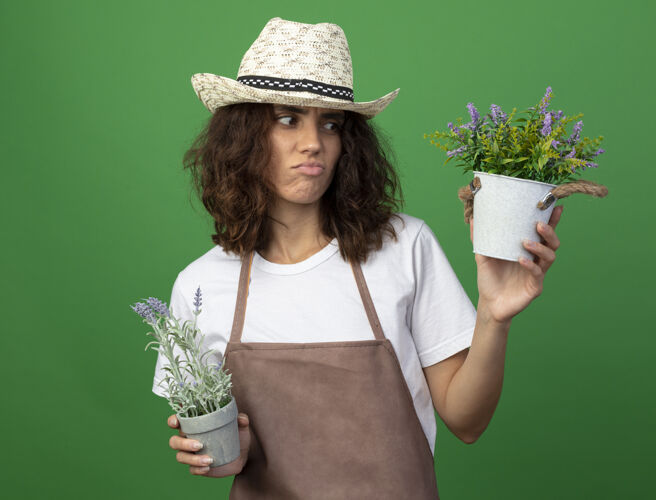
[153, 17, 563, 499]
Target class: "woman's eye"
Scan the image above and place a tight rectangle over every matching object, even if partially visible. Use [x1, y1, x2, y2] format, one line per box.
[277, 115, 294, 125]
[276, 115, 341, 131]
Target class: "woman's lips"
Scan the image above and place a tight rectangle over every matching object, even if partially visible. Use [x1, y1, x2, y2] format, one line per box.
[293, 163, 324, 176]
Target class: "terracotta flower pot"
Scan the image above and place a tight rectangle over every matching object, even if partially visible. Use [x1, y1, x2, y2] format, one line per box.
[177, 396, 240, 467]
[471, 171, 557, 262]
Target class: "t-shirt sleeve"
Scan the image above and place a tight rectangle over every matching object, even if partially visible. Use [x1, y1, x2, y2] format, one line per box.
[409, 222, 477, 367]
[151, 272, 195, 398]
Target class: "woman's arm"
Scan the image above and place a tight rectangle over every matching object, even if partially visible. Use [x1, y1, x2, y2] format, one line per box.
[423, 205, 564, 443]
[423, 307, 510, 444]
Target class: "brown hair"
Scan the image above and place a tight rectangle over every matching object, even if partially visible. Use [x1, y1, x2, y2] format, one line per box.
[183, 102, 405, 264]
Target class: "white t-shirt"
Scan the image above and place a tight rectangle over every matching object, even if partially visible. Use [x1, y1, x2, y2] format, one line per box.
[152, 212, 477, 456]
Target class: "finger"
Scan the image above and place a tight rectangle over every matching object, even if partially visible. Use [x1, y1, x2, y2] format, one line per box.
[176, 450, 214, 468]
[536, 221, 561, 252]
[522, 239, 556, 273]
[238, 413, 249, 427]
[168, 415, 179, 429]
[169, 434, 204, 453]
[548, 205, 564, 229]
[189, 465, 211, 475]
[203, 454, 247, 478]
[469, 218, 473, 243]
[518, 256, 544, 286]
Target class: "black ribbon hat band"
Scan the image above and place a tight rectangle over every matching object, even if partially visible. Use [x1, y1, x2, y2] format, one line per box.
[236, 75, 354, 102]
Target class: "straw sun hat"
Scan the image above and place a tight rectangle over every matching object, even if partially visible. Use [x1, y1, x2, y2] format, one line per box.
[190, 17, 400, 119]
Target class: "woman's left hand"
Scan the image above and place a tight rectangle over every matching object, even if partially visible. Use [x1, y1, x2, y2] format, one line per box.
[470, 205, 564, 324]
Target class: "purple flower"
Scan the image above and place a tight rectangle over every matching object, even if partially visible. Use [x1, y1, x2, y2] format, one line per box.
[490, 104, 507, 125]
[538, 86, 553, 114]
[147, 297, 170, 317]
[568, 121, 583, 145]
[584, 161, 598, 169]
[178, 381, 185, 388]
[541, 112, 553, 136]
[447, 145, 468, 157]
[466, 102, 481, 130]
[551, 139, 561, 149]
[193, 286, 202, 314]
[467, 102, 480, 123]
[553, 110, 564, 121]
[447, 121, 466, 140]
[131, 302, 157, 323]
[566, 147, 578, 173]
[592, 148, 605, 157]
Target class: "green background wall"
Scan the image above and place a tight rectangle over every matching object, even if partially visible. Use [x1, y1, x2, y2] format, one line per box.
[2, 0, 653, 498]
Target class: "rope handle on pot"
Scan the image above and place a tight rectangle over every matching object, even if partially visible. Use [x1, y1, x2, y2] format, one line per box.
[457, 177, 609, 224]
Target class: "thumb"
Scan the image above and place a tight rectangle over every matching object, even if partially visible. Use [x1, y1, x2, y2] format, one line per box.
[238, 413, 249, 427]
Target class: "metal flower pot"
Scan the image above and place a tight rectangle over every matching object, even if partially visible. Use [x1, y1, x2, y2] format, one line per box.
[471, 171, 557, 262]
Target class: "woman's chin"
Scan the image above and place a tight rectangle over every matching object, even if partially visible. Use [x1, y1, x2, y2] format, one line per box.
[274, 190, 329, 207]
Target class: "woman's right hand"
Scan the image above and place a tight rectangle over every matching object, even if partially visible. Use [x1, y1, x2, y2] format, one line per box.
[168, 412, 251, 477]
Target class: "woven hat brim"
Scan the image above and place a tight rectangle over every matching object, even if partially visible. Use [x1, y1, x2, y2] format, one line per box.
[191, 73, 399, 119]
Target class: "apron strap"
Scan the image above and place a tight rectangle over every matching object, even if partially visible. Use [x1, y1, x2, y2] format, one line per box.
[229, 249, 386, 342]
[230, 250, 254, 343]
[350, 259, 385, 340]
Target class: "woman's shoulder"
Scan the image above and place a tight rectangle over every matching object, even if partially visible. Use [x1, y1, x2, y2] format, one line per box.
[390, 212, 426, 237]
[362, 211, 429, 266]
[174, 244, 241, 291]
[384, 212, 429, 248]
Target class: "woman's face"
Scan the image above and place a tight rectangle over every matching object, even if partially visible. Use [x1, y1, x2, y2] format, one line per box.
[266, 104, 345, 207]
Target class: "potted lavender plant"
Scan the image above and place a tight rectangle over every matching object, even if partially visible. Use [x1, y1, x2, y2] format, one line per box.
[131, 287, 240, 467]
[424, 86, 608, 261]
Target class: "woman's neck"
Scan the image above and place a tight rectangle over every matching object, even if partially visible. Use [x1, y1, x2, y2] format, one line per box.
[261, 199, 331, 264]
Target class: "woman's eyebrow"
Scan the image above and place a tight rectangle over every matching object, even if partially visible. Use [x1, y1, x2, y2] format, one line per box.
[275, 105, 345, 121]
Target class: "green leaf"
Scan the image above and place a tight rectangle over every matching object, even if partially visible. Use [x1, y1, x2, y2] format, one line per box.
[501, 158, 515, 164]
[144, 340, 160, 351]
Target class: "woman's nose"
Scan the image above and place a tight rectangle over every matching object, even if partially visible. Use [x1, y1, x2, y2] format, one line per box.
[297, 122, 321, 152]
